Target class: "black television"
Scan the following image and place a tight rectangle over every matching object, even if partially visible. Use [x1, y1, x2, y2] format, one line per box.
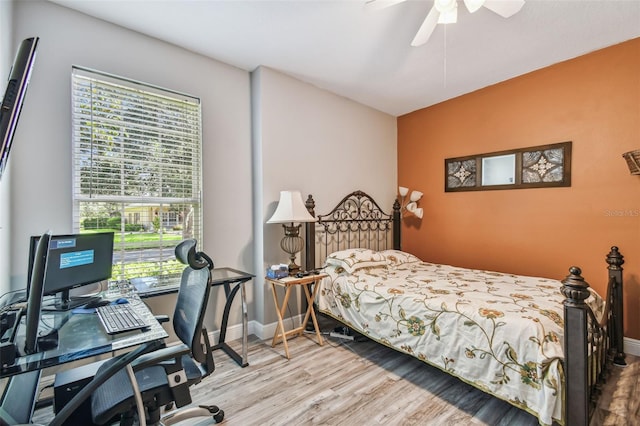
[0, 37, 39, 181]
[28, 232, 115, 310]
[24, 231, 50, 355]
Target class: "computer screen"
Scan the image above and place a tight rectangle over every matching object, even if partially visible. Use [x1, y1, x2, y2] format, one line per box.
[28, 232, 114, 309]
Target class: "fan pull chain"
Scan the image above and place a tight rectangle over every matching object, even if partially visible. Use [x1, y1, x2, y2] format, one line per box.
[443, 25, 447, 88]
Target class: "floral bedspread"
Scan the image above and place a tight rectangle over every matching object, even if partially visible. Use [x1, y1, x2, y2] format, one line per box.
[315, 256, 602, 425]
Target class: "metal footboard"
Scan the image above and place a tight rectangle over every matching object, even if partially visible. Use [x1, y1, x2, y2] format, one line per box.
[562, 247, 625, 425]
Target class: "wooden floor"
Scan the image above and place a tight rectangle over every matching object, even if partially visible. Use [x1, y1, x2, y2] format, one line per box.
[34, 331, 639, 425]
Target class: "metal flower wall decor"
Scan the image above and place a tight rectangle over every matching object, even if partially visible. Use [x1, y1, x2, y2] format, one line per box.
[522, 147, 565, 183]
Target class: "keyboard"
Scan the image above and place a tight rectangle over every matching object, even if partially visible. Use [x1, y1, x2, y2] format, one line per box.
[96, 303, 150, 335]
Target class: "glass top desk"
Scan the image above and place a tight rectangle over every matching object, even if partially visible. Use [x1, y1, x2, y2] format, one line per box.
[1, 295, 168, 378]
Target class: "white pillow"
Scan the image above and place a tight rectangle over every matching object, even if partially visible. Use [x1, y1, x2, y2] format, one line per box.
[325, 248, 387, 274]
[380, 249, 421, 266]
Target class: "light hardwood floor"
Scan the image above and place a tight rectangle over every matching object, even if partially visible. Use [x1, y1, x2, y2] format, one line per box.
[34, 331, 639, 425]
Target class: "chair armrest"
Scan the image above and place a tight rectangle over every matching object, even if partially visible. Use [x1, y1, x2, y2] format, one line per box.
[131, 343, 194, 407]
[131, 343, 190, 373]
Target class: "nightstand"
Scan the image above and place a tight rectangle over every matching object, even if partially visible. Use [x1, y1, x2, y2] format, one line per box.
[266, 273, 328, 359]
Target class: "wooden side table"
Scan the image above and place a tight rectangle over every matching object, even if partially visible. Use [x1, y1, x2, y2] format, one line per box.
[266, 273, 328, 359]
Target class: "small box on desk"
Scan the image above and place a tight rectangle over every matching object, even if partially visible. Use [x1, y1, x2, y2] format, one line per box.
[266, 264, 289, 279]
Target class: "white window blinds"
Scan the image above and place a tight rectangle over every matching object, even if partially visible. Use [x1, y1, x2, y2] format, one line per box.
[71, 67, 202, 285]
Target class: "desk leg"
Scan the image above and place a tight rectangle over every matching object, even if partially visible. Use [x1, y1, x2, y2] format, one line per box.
[302, 283, 324, 346]
[270, 283, 292, 359]
[218, 284, 235, 344]
[240, 280, 248, 366]
[213, 280, 250, 367]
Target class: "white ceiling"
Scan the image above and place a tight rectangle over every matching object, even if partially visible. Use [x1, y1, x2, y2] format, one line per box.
[49, 0, 640, 116]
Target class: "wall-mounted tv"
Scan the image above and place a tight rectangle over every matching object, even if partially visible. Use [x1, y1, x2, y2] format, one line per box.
[0, 37, 39, 181]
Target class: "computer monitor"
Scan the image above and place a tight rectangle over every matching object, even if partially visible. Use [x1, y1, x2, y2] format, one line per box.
[24, 231, 50, 355]
[28, 232, 114, 310]
[0, 37, 39, 182]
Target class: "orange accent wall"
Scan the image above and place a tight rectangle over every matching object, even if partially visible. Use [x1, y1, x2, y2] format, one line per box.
[398, 38, 640, 340]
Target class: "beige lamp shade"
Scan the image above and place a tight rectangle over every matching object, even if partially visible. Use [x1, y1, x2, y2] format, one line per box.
[406, 202, 424, 219]
[409, 190, 423, 202]
[267, 190, 315, 224]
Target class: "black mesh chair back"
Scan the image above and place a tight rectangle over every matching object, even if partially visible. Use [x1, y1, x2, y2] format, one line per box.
[173, 239, 214, 371]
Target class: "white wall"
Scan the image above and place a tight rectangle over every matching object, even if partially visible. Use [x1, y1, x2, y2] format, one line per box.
[253, 66, 397, 327]
[0, 0, 15, 296]
[10, 1, 253, 331]
[9, 1, 397, 339]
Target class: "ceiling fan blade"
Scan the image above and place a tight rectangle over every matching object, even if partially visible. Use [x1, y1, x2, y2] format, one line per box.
[411, 5, 440, 47]
[483, 0, 525, 18]
[463, 0, 486, 14]
[364, 0, 407, 11]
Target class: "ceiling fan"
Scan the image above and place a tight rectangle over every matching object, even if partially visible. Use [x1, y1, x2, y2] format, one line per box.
[366, 0, 526, 46]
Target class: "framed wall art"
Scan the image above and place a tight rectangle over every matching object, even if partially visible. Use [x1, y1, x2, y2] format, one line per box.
[445, 141, 572, 192]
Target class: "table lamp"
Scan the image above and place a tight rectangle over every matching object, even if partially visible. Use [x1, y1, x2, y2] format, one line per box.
[267, 190, 316, 275]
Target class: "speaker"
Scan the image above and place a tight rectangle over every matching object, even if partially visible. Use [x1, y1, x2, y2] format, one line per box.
[53, 359, 106, 425]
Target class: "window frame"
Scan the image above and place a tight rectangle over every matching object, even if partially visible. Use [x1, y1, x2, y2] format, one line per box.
[71, 67, 203, 290]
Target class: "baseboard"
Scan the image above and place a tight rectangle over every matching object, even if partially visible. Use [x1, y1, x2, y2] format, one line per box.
[624, 337, 640, 357]
[245, 315, 306, 341]
[205, 317, 303, 343]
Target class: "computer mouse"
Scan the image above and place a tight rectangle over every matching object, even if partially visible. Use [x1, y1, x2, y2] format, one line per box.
[114, 298, 129, 305]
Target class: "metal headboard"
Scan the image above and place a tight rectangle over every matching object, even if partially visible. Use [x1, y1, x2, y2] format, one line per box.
[304, 190, 401, 271]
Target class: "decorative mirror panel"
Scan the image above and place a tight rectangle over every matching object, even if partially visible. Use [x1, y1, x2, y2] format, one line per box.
[445, 141, 571, 192]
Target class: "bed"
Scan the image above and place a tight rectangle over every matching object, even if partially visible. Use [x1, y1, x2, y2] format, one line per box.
[303, 190, 625, 426]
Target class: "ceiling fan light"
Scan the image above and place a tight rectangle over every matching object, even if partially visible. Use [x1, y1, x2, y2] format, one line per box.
[463, 0, 485, 13]
[437, 4, 458, 24]
[435, 0, 457, 13]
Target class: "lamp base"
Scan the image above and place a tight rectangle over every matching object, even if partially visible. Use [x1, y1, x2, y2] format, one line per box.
[280, 224, 304, 276]
[287, 262, 301, 276]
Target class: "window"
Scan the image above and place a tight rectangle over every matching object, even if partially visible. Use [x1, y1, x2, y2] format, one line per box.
[72, 67, 202, 288]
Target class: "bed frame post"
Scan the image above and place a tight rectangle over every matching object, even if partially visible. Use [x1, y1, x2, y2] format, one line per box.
[606, 246, 626, 366]
[305, 194, 316, 272]
[393, 198, 401, 250]
[561, 266, 591, 426]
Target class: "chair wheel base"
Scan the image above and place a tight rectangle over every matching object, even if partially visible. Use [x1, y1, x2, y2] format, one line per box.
[198, 405, 224, 423]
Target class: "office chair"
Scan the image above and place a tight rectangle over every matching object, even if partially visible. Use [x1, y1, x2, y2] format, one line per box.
[90, 239, 224, 426]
